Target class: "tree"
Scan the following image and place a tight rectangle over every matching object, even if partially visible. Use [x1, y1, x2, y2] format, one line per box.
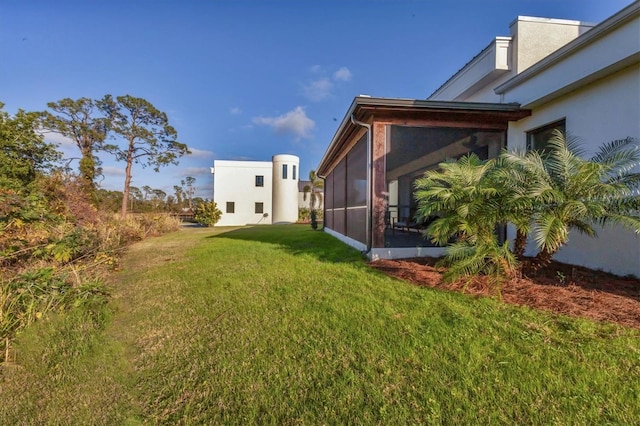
[98, 95, 189, 218]
[414, 131, 640, 282]
[0, 103, 61, 190]
[193, 201, 222, 227]
[166, 194, 177, 211]
[303, 170, 324, 212]
[151, 188, 166, 210]
[41, 98, 109, 197]
[414, 154, 517, 283]
[96, 188, 124, 213]
[191, 197, 205, 209]
[129, 186, 142, 211]
[142, 185, 152, 201]
[501, 130, 640, 266]
[173, 185, 184, 210]
[182, 176, 196, 211]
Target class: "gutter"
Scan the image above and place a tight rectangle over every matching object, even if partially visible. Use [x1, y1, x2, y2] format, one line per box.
[350, 114, 372, 253]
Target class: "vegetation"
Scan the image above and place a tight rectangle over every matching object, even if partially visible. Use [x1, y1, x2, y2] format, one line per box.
[1, 226, 638, 424]
[193, 200, 222, 226]
[98, 95, 190, 217]
[182, 176, 196, 211]
[415, 131, 640, 283]
[303, 170, 323, 208]
[0, 171, 181, 361]
[41, 97, 109, 198]
[3, 96, 636, 423]
[0, 103, 60, 190]
[1, 101, 182, 364]
[501, 131, 640, 265]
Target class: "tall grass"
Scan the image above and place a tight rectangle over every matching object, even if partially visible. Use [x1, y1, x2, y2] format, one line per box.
[1, 225, 638, 424]
[0, 212, 181, 364]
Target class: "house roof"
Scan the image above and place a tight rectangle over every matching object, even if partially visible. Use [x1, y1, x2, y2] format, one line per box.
[494, 1, 640, 97]
[316, 96, 530, 176]
[428, 36, 512, 100]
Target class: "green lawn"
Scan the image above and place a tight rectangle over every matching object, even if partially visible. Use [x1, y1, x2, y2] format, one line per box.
[1, 225, 639, 424]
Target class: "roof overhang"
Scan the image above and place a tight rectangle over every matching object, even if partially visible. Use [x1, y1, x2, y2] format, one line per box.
[317, 96, 531, 176]
[494, 1, 640, 100]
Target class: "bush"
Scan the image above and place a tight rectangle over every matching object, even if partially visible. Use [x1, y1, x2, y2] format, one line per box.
[193, 201, 222, 227]
[298, 207, 310, 222]
[1, 175, 182, 363]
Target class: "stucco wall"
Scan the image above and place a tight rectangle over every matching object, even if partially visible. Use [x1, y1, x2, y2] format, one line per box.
[510, 16, 593, 74]
[213, 160, 274, 226]
[272, 154, 300, 223]
[506, 64, 640, 277]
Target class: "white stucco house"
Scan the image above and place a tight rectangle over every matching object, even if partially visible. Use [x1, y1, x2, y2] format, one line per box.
[317, 2, 639, 277]
[211, 154, 300, 226]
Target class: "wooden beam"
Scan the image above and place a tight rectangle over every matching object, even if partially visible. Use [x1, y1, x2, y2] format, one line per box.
[372, 122, 387, 248]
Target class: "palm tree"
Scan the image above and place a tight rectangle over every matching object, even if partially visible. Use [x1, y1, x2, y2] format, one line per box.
[303, 170, 324, 213]
[414, 131, 640, 281]
[502, 130, 640, 266]
[414, 154, 518, 282]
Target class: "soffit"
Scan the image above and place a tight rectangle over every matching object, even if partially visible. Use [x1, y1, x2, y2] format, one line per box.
[317, 97, 530, 176]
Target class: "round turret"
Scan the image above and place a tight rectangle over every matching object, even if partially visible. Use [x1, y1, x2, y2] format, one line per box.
[272, 154, 300, 223]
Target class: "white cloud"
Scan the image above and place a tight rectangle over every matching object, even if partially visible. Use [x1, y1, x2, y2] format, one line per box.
[333, 66, 352, 82]
[230, 107, 242, 115]
[40, 131, 76, 148]
[186, 147, 214, 158]
[253, 106, 315, 140]
[101, 166, 126, 176]
[303, 78, 334, 102]
[302, 65, 352, 101]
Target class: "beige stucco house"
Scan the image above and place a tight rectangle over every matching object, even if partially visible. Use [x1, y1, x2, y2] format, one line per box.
[317, 3, 639, 277]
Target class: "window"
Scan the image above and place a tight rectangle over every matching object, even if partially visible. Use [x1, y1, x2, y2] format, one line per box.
[292, 165, 297, 180]
[282, 164, 288, 179]
[226, 202, 235, 214]
[527, 119, 566, 152]
[255, 202, 264, 214]
[255, 175, 264, 187]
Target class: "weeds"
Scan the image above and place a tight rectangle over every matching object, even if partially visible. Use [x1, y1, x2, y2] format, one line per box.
[1, 178, 180, 363]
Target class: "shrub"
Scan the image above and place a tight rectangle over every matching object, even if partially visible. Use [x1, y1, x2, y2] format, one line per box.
[193, 201, 222, 227]
[298, 207, 310, 222]
[414, 133, 640, 284]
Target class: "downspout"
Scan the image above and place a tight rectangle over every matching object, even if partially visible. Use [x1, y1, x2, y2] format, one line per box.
[350, 115, 372, 253]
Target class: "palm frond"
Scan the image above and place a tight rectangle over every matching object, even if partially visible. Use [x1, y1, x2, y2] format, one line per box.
[533, 213, 569, 255]
[590, 137, 640, 168]
[597, 213, 640, 234]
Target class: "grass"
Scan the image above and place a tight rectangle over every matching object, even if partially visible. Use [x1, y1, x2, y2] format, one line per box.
[1, 224, 639, 424]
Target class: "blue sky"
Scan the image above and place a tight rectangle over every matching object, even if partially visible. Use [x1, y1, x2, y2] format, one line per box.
[1, 0, 634, 199]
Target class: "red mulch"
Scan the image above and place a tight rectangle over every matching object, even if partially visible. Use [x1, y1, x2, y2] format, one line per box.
[369, 257, 640, 329]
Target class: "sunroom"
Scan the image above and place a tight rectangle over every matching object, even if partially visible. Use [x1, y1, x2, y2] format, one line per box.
[316, 96, 531, 259]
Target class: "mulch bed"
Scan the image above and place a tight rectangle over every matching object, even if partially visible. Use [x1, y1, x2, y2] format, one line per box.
[370, 257, 640, 329]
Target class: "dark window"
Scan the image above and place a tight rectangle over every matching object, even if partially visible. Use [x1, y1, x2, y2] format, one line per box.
[226, 202, 235, 214]
[527, 119, 566, 152]
[255, 175, 264, 187]
[255, 202, 264, 214]
[292, 165, 297, 180]
[282, 164, 288, 179]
